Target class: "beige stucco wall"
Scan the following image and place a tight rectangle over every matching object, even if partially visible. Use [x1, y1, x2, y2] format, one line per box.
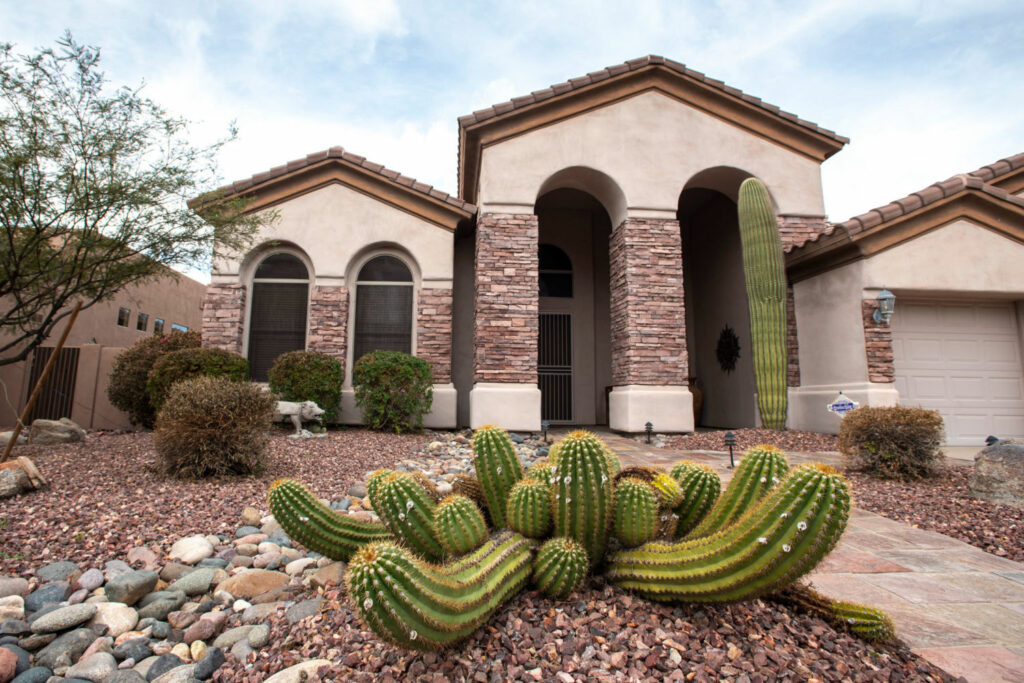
[211, 183, 454, 288]
[476, 91, 826, 220]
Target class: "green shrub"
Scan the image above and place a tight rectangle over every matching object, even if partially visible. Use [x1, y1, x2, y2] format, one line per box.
[838, 405, 944, 480]
[267, 350, 344, 419]
[153, 376, 275, 478]
[107, 330, 201, 427]
[147, 347, 249, 412]
[353, 351, 433, 433]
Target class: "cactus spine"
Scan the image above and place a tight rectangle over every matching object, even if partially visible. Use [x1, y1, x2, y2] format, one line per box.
[372, 472, 445, 561]
[772, 583, 896, 643]
[532, 537, 589, 598]
[613, 478, 660, 548]
[737, 177, 789, 429]
[606, 463, 850, 602]
[348, 531, 534, 650]
[506, 478, 553, 539]
[686, 445, 789, 539]
[526, 460, 555, 487]
[670, 461, 721, 537]
[434, 495, 488, 556]
[551, 430, 613, 567]
[268, 479, 391, 561]
[472, 425, 523, 529]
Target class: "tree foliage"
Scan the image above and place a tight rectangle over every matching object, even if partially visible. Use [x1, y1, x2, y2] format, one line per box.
[0, 33, 268, 366]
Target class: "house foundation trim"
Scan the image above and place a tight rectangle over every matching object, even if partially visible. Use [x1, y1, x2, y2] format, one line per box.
[469, 382, 541, 431]
[609, 385, 693, 433]
[787, 382, 899, 434]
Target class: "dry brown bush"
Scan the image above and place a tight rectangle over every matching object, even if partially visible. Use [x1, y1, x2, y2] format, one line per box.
[838, 405, 944, 481]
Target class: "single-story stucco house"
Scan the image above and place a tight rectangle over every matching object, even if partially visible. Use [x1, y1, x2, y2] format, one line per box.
[199, 56, 1024, 446]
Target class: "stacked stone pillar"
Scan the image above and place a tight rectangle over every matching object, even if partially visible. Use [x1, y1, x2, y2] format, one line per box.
[469, 213, 541, 430]
[307, 285, 348, 359]
[202, 284, 246, 354]
[608, 217, 693, 432]
[862, 299, 895, 383]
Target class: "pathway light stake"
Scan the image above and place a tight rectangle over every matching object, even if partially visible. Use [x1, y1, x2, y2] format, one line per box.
[541, 420, 550, 443]
[873, 286, 896, 324]
[645, 421, 653, 444]
[724, 431, 737, 468]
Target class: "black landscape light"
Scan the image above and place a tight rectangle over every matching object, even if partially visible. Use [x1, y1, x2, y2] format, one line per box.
[541, 420, 550, 443]
[724, 431, 737, 468]
[645, 421, 653, 444]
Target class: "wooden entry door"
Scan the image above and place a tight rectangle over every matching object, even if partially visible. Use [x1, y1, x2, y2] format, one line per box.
[539, 313, 573, 422]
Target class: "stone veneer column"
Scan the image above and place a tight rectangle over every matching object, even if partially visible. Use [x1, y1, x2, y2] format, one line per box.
[469, 213, 541, 431]
[608, 217, 693, 433]
[202, 284, 246, 353]
[307, 285, 348, 360]
[418, 287, 457, 429]
[862, 300, 895, 383]
[787, 284, 801, 387]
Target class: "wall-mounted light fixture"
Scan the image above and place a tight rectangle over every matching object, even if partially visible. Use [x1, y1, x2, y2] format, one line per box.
[873, 287, 896, 325]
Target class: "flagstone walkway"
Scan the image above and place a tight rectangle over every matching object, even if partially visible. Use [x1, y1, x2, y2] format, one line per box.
[579, 429, 1024, 682]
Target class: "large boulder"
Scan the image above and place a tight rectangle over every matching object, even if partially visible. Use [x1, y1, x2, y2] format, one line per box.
[971, 442, 1024, 508]
[28, 418, 85, 445]
[0, 468, 29, 499]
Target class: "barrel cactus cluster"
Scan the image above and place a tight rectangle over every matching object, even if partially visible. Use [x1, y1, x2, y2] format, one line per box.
[268, 426, 888, 651]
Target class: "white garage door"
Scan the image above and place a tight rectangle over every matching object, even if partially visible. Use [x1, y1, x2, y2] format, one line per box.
[892, 301, 1024, 446]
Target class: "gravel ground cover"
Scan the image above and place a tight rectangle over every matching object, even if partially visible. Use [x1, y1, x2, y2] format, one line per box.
[846, 465, 1024, 563]
[657, 428, 838, 453]
[0, 430, 958, 682]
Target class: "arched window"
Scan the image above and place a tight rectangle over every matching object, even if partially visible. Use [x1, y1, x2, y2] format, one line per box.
[353, 255, 414, 363]
[539, 243, 573, 298]
[248, 252, 309, 381]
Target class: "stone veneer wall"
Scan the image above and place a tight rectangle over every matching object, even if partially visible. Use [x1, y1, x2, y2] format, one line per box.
[862, 299, 895, 383]
[202, 284, 246, 354]
[777, 215, 830, 250]
[786, 284, 801, 387]
[473, 213, 538, 383]
[609, 217, 688, 386]
[417, 288, 453, 383]
[307, 285, 348, 360]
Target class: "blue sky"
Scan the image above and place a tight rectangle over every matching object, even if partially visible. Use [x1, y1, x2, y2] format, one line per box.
[3, 1, 1023, 247]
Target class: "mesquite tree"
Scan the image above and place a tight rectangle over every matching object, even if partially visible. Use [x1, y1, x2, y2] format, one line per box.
[0, 33, 268, 366]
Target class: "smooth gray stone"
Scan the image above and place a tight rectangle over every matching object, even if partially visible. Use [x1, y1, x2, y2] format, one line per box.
[33, 627, 96, 670]
[211, 625, 253, 649]
[137, 592, 180, 610]
[1, 620, 31, 636]
[112, 637, 152, 663]
[136, 593, 185, 622]
[144, 653, 185, 681]
[65, 652, 117, 681]
[30, 604, 97, 633]
[102, 671, 147, 683]
[267, 530, 291, 548]
[165, 569, 214, 597]
[195, 558, 227, 570]
[148, 622, 170, 640]
[229, 639, 252, 661]
[16, 633, 55, 651]
[285, 598, 321, 625]
[26, 604, 63, 625]
[103, 562, 133, 584]
[0, 577, 30, 599]
[35, 562, 79, 583]
[11, 666, 51, 683]
[24, 583, 69, 613]
[192, 647, 224, 680]
[104, 572, 158, 607]
[150, 664, 195, 683]
[234, 526, 260, 538]
[2, 642, 31, 674]
[77, 569, 105, 592]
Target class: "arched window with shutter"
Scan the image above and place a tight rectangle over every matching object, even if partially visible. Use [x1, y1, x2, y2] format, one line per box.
[248, 252, 309, 381]
[353, 255, 414, 363]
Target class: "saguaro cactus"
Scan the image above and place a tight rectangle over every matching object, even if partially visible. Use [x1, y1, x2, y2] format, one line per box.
[737, 177, 789, 430]
[268, 479, 391, 561]
[552, 430, 613, 567]
[669, 461, 722, 537]
[606, 463, 850, 602]
[472, 425, 523, 529]
[348, 531, 534, 650]
[507, 478, 553, 539]
[532, 537, 589, 598]
[434, 495, 488, 555]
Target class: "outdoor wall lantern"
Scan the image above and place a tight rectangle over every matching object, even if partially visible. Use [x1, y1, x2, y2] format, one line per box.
[541, 420, 550, 443]
[873, 287, 896, 325]
[645, 421, 654, 444]
[724, 430, 737, 469]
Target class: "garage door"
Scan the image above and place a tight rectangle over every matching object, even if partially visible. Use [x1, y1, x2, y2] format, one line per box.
[892, 301, 1024, 446]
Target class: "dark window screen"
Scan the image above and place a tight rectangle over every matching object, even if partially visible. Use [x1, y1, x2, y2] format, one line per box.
[358, 255, 412, 282]
[354, 284, 413, 362]
[539, 243, 573, 298]
[255, 253, 308, 279]
[248, 282, 308, 381]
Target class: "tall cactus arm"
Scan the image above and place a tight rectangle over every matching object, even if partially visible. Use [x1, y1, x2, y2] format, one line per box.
[268, 479, 391, 561]
[472, 425, 524, 528]
[686, 446, 789, 538]
[551, 430, 613, 568]
[347, 531, 535, 650]
[669, 462, 721, 537]
[606, 463, 850, 603]
[374, 472, 445, 561]
[771, 583, 896, 643]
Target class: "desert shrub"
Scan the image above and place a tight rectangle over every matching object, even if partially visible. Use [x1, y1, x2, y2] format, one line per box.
[353, 350, 433, 433]
[147, 347, 249, 412]
[838, 405, 944, 480]
[107, 330, 201, 427]
[267, 350, 344, 419]
[154, 376, 275, 478]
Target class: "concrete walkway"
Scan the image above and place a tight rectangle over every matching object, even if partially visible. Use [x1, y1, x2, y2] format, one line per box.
[581, 430, 1024, 682]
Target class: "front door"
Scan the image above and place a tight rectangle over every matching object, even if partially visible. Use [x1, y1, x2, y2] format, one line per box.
[539, 312, 573, 422]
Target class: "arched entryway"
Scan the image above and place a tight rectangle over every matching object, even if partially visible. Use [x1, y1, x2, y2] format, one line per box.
[534, 187, 613, 425]
[678, 168, 759, 428]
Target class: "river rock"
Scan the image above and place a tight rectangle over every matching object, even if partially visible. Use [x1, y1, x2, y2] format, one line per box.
[27, 418, 84, 445]
[245, 624, 270, 649]
[168, 537, 213, 565]
[310, 562, 346, 589]
[0, 595, 24, 622]
[284, 558, 316, 577]
[36, 561, 79, 583]
[166, 569, 214, 597]
[64, 652, 116, 681]
[192, 646, 224, 680]
[1, 643, 29, 676]
[126, 548, 160, 572]
[151, 664, 195, 683]
[240, 602, 280, 625]
[113, 637, 152, 663]
[103, 671, 147, 683]
[0, 648, 18, 683]
[0, 578, 29, 600]
[215, 570, 287, 600]
[240, 507, 262, 528]
[103, 561, 133, 584]
[89, 602, 138, 639]
[189, 640, 206, 662]
[136, 592, 186, 621]
[33, 628, 96, 669]
[11, 666, 52, 683]
[211, 625, 254, 649]
[104, 571, 157, 607]
[263, 659, 333, 682]
[0, 620, 29, 637]
[30, 604, 97, 633]
[285, 598, 322, 625]
[24, 582, 69, 613]
[971, 442, 1024, 508]
[75, 569, 104, 593]
[169, 642, 190, 661]
[145, 653, 185, 681]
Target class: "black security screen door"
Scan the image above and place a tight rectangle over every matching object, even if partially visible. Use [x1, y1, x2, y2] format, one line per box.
[539, 313, 573, 422]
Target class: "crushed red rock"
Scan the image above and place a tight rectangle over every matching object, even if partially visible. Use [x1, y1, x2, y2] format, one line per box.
[846, 464, 1024, 563]
[662, 428, 838, 453]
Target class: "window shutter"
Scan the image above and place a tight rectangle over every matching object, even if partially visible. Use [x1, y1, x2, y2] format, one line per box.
[248, 282, 308, 381]
[354, 284, 413, 362]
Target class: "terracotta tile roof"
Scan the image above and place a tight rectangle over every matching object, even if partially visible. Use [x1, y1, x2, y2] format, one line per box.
[203, 146, 475, 215]
[785, 153, 1024, 254]
[458, 55, 849, 145]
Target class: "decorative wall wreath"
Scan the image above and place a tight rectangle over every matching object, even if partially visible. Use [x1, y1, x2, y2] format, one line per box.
[716, 325, 741, 373]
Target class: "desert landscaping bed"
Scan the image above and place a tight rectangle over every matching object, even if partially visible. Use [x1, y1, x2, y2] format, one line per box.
[658, 428, 838, 453]
[0, 430, 960, 681]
